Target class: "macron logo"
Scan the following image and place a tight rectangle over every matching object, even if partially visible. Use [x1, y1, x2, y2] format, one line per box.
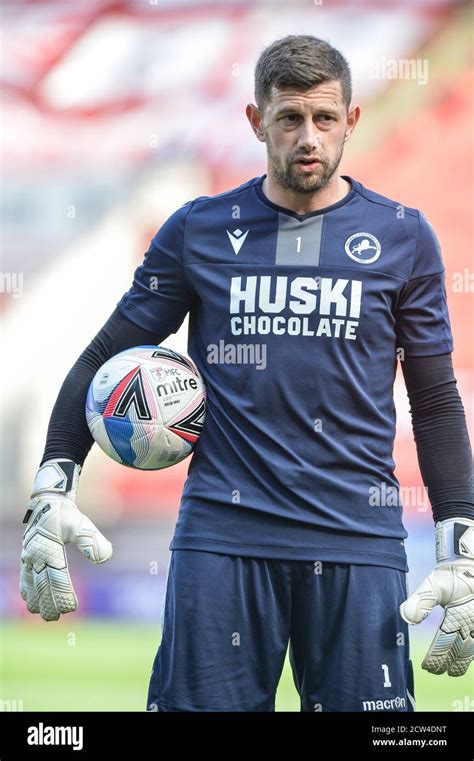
[226, 228, 249, 255]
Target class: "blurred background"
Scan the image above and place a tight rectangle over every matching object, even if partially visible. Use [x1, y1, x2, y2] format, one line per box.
[0, 0, 473, 711]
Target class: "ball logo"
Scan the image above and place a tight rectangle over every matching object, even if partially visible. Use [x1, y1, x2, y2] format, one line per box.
[344, 233, 381, 264]
[151, 366, 181, 381]
[156, 377, 198, 397]
[151, 366, 166, 381]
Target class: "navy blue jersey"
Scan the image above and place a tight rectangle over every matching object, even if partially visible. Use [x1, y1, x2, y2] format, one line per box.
[117, 175, 453, 571]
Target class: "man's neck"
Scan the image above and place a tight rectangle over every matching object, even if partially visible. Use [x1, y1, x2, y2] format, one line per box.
[261, 173, 351, 215]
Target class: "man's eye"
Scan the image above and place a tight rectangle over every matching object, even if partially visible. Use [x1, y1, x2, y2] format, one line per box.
[281, 114, 300, 123]
[318, 115, 335, 122]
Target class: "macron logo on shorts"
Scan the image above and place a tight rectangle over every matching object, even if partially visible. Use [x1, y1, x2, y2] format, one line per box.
[362, 696, 406, 711]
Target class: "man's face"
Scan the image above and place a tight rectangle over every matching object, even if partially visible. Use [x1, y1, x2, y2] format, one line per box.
[250, 81, 355, 194]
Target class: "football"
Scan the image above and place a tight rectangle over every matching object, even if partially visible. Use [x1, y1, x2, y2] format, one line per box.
[85, 346, 206, 469]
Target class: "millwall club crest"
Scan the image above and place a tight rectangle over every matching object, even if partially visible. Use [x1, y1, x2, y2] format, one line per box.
[345, 232, 381, 264]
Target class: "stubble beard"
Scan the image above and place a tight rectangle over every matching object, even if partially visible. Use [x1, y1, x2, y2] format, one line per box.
[266, 136, 345, 195]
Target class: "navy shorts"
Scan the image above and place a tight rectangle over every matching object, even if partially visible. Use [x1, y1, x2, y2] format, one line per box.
[146, 550, 415, 712]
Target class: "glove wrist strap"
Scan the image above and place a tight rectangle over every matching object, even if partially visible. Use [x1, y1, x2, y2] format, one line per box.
[435, 517, 474, 564]
[31, 459, 81, 498]
[23, 460, 82, 524]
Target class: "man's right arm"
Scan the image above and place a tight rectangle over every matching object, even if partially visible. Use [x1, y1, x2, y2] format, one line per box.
[21, 201, 196, 621]
[40, 308, 167, 467]
[42, 199, 196, 467]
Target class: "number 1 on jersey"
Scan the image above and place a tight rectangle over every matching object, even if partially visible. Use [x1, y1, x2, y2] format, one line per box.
[381, 664, 392, 688]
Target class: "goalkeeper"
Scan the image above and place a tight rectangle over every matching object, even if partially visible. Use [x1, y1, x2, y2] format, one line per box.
[20, 35, 473, 711]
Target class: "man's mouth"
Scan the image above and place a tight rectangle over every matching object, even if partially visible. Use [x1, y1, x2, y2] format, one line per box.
[294, 157, 321, 171]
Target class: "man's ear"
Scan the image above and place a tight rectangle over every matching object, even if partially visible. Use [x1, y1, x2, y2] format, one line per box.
[344, 104, 360, 142]
[246, 103, 266, 142]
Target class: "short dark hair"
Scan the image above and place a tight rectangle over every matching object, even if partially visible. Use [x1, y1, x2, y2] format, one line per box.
[254, 35, 352, 112]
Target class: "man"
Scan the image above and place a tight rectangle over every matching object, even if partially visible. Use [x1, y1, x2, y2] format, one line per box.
[20, 36, 473, 712]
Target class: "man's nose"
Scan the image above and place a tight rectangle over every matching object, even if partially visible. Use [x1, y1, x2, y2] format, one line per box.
[296, 119, 321, 151]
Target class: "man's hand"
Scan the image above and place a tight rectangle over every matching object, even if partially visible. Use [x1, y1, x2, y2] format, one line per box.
[400, 517, 474, 676]
[20, 459, 113, 622]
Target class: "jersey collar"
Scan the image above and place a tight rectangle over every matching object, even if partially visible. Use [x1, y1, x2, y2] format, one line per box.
[254, 173, 358, 221]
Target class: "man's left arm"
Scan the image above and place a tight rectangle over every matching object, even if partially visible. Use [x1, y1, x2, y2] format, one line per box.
[395, 211, 473, 676]
[400, 352, 474, 676]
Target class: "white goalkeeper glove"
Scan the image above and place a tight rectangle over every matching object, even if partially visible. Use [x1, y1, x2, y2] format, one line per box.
[400, 517, 474, 676]
[20, 459, 113, 622]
